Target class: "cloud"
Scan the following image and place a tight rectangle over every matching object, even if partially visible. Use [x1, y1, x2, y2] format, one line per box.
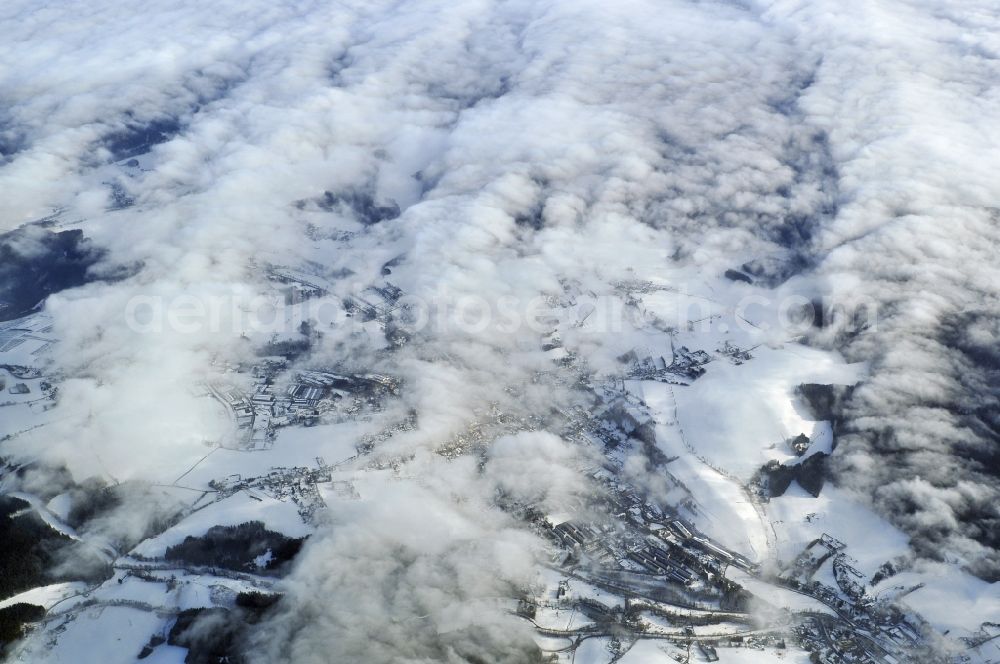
[762, 0, 1000, 579]
[485, 431, 600, 512]
[249, 474, 545, 664]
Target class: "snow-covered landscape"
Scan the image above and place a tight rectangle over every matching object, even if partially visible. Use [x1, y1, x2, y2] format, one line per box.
[1, 0, 999, 663]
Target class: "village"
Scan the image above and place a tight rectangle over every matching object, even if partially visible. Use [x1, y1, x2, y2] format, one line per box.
[206, 362, 400, 450]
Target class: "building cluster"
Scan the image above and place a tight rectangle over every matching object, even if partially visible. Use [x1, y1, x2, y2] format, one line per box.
[794, 614, 930, 664]
[717, 340, 754, 365]
[0, 314, 56, 356]
[342, 283, 402, 323]
[0, 363, 43, 379]
[209, 461, 336, 524]
[209, 365, 399, 450]
[621, 345, 712, 383]
[789, 432, 812, 456]
[625, 539, 696, 584]
[774, 535, 936, 663]
[268, 267, 328, 304]
[542, 465, 757, 616]
[536, 484, 937, 664]
[179, 272, 948, 664]
[778, 534, 883, 612]
[581, 393, 657, 451]
[611, 278, 674, 306]
[434, 401, 545, 459]
[521, 378, 940, 664]
[781, 534, 845, 586]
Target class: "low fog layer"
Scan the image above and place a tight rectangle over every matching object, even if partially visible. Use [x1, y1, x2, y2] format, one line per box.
[1, 0, 999, 660]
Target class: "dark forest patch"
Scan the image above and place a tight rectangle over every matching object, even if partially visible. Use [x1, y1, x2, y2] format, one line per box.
[104, 116, 181, 161]
[317, 190, 400, 226]
[154, 592, 284, 663]
[757, 453, 828, 498]
[164, 521, 305, 573]
[0, 228, 105, 322]
[0, 496, 108, 601]
[0, 603, 45, 653]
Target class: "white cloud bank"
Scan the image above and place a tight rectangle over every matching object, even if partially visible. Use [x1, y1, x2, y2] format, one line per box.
[2, 0, 999, 660]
